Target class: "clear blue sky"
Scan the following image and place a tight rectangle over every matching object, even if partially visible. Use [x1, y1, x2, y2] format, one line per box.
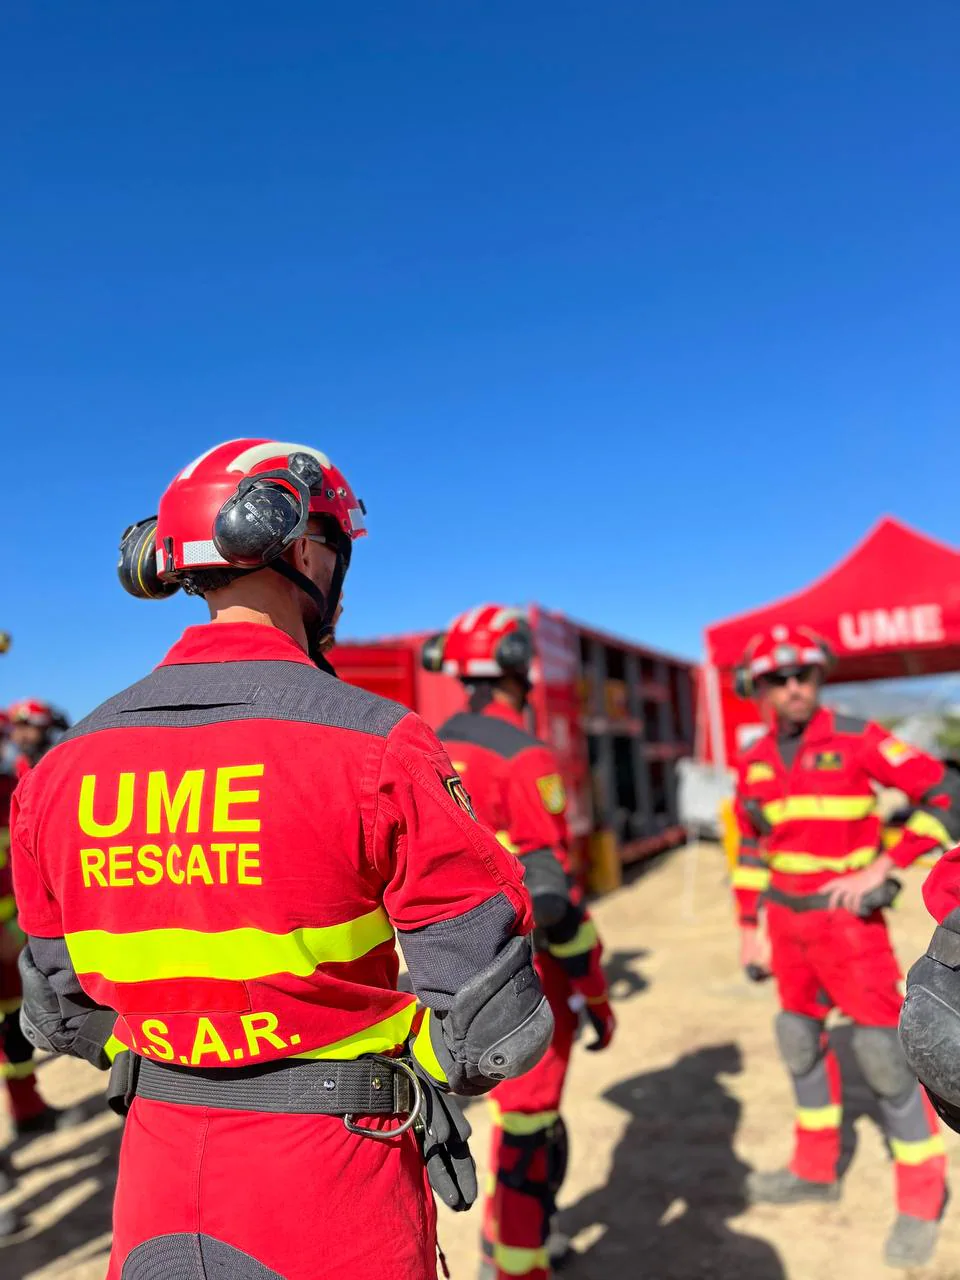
[3, 1, 958, 716]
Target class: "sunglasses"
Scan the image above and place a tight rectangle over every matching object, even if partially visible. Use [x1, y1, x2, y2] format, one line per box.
[758, 666, 817, 689]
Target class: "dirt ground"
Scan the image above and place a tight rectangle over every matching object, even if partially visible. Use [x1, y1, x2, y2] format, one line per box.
[3, 843, 960, 1280]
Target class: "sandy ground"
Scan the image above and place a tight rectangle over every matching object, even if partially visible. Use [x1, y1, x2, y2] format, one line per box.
[3, 843, 960, 1280]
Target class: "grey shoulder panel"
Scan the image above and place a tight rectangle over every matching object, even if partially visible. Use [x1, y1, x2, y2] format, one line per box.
[62, 661, 409, 740]
[438, 712, 541, 759]
[833, 713, 868, 736]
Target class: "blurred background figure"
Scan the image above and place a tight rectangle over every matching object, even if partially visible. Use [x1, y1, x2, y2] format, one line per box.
[731, 624, 960, 1269]
[1, 699, 83, 1163]
[426, 606, 617, 1280]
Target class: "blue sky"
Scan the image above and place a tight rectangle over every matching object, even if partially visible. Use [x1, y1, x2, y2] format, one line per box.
[2, 1, 958, 716]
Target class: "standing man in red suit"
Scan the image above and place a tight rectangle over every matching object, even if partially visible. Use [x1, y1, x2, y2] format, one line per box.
[731, 623, 959, 1269]
[425, 605, 616, 1280]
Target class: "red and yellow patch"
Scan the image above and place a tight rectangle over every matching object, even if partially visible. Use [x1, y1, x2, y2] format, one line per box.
[443, 775, 478, 822]
[746, 762, 776, 784]
[536, 773, 567, 815]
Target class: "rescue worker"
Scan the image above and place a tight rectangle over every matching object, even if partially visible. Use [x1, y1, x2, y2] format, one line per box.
[1, 699, 82, 1147]
[8, 699, 70, 779]
[9, 439, 554, 1280]
[424, 605, 616, 1280]
[732, 624, 960, 1269]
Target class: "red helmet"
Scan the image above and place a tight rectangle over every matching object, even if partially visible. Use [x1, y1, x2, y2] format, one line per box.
[9, 698, 69, 730]
[118, 438, 366, 605]
[156, 439, 365, 579]
[735, 624, 833, 697]
[423, 605, 534, 679]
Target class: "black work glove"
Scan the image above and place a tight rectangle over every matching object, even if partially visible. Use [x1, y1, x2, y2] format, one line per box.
[415, 1070, 478, 1211]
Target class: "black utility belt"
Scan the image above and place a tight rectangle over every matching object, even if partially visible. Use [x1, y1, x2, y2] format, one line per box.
[765, 877, 902, 917]
[110, 1051, 423, 1140]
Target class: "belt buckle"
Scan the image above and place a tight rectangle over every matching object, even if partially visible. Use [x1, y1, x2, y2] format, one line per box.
[343, 1055, 423, 1143]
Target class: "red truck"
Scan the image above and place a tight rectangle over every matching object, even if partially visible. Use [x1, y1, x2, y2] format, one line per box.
[332, 604, 696, 882]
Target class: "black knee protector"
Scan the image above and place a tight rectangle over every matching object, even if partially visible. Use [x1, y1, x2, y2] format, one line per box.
[775, 1012, 824, 1077]
[851, 1025, 915, 1104]
[900, 914, 960, 1130]
[424, 936, 554, 1096]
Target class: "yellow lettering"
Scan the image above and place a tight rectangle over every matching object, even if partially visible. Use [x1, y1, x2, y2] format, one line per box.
[78, 773, 135, 838]
[210, 842, 236, 883]
[237, 843, 262, 885]
[79, 848, 107, 888]
[137, 845, 163, 886]
[146, 769, 204, 836]
[166, 844, 185, 885]
[191, 1017, 231, 1064]
[241, 1011, 287, 1057]
[213, 764, 264, 833]
[185, 844, 214, 885]
[141, 1018, 174, 1061]
[109, 846, 134, 887]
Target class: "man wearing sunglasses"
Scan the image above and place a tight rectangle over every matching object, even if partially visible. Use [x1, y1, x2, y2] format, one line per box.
[731, 624, 960, 1269]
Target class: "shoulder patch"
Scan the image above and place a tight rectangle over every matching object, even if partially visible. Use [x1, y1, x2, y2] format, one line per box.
[443, 775, 478, 821]
[878, 736, 916, 767]
[745, 761, 776, 785]
[535, 773, 567, 815]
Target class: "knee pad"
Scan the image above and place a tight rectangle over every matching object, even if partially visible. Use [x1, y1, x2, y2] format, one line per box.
[425, 935, 554, 1095]
[901, 931, 960, 1123]
[851, 1025, 915, 1103]
[121, 1233, 286, 1280]
[774, 1012, 824, 1076]
[546, 1115, 569, 1198]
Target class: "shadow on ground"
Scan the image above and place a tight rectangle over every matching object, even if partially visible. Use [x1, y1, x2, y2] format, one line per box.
[559, 1042, 788, 1280]
[1, 1116, 120, 1278]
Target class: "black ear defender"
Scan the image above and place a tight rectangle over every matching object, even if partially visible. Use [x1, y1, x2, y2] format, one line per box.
[496, 622, 534, 673]
[118, 518, 181, 600]
[421, 633, 447, 673]
[733, 666, 754, 699]
[213, 469, 311, 568]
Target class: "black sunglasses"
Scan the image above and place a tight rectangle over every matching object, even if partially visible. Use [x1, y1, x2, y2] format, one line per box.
[759, 666, 817, 689]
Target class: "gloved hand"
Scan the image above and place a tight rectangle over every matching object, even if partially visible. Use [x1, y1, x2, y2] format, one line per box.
[584, 996, 616, 1052]
[414, 1067, 478, 1212]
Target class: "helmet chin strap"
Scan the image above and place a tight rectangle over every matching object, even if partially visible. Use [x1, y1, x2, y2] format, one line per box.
[269, 553, 348, 670]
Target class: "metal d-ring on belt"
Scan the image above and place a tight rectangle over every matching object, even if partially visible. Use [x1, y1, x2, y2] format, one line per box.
[134, 1053, 423, 1141]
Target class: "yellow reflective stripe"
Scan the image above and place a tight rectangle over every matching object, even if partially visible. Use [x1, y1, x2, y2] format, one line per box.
[763, 795, 875, 825]
[548, 918, 598, 959]
[496, 830, 520, 854]
[796, 1104, 841, 1131]
[0, 895, 16, 924]
[905, 810, 953, 850]
[770, 847, 876, 875]
[65, 906, 393, 983]
[411, 1009, 447, 1085]
[489, 1100, 560, 1135]
[493, 1244, 549, 1275]
[293, 1001, 417, 1062]
[1, 1059, 36, 1080]
[732, 866, 771, 890]
[0, 996, 23, 1015]
[104, 1033, 126, 1064]
[891, 1135, 946, 1165]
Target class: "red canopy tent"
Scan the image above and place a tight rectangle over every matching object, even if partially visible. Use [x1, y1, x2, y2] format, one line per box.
[699, 517, 960, 767]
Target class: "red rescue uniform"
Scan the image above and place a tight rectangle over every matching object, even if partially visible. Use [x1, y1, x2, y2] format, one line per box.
[438, 701, 611, 1280]
[11, 623, 533, 1280]
[733, 708, 952, 1217]
[0, 762, 47, 1128]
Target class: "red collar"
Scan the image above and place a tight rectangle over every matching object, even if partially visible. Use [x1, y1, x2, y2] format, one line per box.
[481, 700, 527, 731]
[159, 622, 315, 668]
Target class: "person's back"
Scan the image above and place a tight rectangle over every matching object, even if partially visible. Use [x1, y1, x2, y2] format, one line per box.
[11, 440, 553, 1280]
[427, 605, 615, 1280]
